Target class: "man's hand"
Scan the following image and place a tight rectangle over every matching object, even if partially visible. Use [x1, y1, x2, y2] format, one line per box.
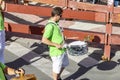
[15, 68, 25, 76]
[54, 43, 62, 49]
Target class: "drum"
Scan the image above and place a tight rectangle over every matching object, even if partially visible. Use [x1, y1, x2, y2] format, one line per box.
[67, 41, 88, 56]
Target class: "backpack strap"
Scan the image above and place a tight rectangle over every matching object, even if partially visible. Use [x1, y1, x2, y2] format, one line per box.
[42, 22, 56, 34]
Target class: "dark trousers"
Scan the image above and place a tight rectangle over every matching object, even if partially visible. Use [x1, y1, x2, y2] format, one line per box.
[114, 0, 119, 7]
[92, 0, 99, 4]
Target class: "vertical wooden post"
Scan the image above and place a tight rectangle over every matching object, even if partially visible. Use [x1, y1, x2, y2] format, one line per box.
[65, 0, 69, 8]
[102, 0, 114, 61]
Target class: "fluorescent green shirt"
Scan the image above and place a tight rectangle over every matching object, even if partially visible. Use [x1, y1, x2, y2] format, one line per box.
[0, 12, 4, 30]
[43, 20, 66, 57]
[0, 62, 6, 80]
[0, 0, 4, 30]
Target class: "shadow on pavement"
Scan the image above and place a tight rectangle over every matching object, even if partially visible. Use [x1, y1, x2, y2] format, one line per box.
[64, 47, 118, 80]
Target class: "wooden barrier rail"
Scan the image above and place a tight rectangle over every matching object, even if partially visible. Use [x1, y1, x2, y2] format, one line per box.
[6, 3, 106, 22]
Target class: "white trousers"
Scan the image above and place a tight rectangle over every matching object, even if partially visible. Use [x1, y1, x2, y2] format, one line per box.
[51, 52, 69, 73]
[0, 30, 5, 63]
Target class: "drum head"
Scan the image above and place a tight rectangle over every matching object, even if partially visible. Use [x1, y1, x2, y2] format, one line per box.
[67, 41, 88, 56]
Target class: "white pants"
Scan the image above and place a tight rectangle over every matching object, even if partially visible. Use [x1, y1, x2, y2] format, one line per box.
[0, 30, 5, 63]
[51, 52, 69, 74]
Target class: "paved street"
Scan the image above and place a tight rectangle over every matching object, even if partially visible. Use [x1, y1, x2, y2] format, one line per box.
[4, 31, 120, 80]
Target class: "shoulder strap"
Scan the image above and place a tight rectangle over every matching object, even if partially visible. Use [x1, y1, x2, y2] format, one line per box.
[42, 22, 55, 34]
[46, 22, 56, 26]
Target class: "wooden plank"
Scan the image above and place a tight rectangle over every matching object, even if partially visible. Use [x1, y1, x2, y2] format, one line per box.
[4, 22, 44, 35]
[6, 3, 107, 22]
[111, 34, 120, 45]
[63, 9, 107, 22]
[68, 1, 108, 13]
[63, 28, 105, 44]
[24, 0, 66, 6]
[5, 22, 120, 45]
[112, 13, 120, 23]
[6, 3, 52, 17]
[4, 22, 106, 43]
[114, 7, 120, 13]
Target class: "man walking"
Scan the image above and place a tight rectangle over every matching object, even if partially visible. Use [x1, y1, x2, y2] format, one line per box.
[42, 7, 69, 80]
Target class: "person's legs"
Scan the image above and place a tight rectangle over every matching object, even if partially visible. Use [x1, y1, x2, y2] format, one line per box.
[92, 0, 98, 4]
[58, 53, 69, 79]
[92, 0, 95, 4]
[52, 72, 59, 80]
[51, 52, 69, 80]
[0, 30, 5, 63]
[76, 0, 80, 2]
[57, 67, 64, 79]
[51, 55, 63, 80]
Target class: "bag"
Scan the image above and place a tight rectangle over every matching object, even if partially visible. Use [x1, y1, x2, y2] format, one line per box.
[10, 73, 36, 80]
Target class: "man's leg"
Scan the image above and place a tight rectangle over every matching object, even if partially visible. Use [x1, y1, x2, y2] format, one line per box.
[58, 53, 69, 79]
[51, 55, 63, 80]
[53, 72, 59, 80]
[92, 0, 98, 4]
[58, 67, 65, 79]
[51, 52, 69, 80]
[0, 30, 5, 63]
[114, 0, 119, 7]
[53, 68, 64, 80]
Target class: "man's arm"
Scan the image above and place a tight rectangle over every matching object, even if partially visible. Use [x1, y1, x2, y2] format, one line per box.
[0, 0, 6, 11]
[42, 37, 62, 49]
[4, 67, 24, 75]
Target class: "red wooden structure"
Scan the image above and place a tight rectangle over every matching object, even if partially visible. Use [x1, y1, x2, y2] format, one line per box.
[4, 0, 120, 61]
